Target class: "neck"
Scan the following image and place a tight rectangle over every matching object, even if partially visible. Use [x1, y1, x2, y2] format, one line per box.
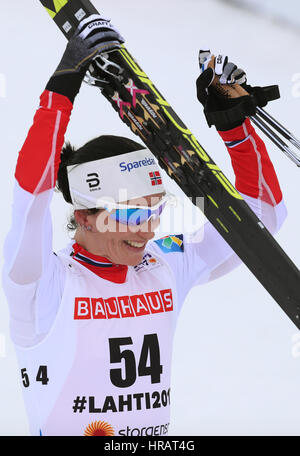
[71, 241, 128, 284]
[74, 230, 111, 260]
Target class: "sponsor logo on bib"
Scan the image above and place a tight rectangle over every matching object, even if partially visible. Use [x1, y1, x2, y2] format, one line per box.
[74, 289, 173, 320]
[134, 253, 160, 273]
[84, 420, 115, 436]
[155, 235, 184, 253]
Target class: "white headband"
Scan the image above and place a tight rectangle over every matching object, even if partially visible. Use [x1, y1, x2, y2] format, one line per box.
[67, 149, 165, 209]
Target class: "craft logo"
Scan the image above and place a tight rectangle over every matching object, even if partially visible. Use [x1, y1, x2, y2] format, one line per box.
[74, 288, 173, 320]
[149, 171, 162, 186]
[86, 173, 101, 191]
[88, 20, 110, 30]
[84, 420, 115, 436]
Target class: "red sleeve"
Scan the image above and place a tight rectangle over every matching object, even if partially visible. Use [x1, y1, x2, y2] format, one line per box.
[15, 90, 73, 194]
[218, 118, 283, 206]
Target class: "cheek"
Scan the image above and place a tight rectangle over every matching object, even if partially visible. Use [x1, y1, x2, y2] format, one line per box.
[95, 212, 132, 235]
[105, 234, 128, 256]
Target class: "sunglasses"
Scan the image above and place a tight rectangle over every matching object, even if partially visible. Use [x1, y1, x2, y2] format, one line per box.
[101, 194, 176, 226]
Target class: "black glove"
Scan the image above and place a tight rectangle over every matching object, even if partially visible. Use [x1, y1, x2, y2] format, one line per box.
[196, 67, 256, 131]
[46, 14, 124, 102]
[199, 50, 247, 86]
[196, 50, 279, 131]
[197, 51, 254, 131]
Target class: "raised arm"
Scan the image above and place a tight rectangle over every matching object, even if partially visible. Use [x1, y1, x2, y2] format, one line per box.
[4, 91, 73, 284]
[190, 117, 286, 284]
[2, 16, 124, 345]
[151, 51, 287, 305]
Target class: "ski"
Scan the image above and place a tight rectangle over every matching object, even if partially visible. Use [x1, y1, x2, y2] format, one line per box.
[39, 0, 300, 329]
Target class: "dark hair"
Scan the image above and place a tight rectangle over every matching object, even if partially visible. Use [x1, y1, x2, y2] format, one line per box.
[57, 135, 146, 231]
[57, 135, 146, 204]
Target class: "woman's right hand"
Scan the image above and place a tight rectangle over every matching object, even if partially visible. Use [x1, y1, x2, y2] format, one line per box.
[53, 14, 125, 76]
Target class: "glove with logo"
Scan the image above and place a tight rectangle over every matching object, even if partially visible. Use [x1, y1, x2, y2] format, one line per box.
[199, 50, 247, 86]
[46, 14, 124, 102]
[196, 50, 255, 131]
[196, 50, 280, 131]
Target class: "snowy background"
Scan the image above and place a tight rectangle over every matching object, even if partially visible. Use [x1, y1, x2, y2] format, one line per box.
[1, 0, 300, 436]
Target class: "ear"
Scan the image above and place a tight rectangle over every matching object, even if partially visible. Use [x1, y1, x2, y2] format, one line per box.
[74, 210, 89, 227]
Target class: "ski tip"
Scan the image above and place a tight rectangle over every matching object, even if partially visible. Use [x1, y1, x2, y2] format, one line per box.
[40, 0, 68, 19]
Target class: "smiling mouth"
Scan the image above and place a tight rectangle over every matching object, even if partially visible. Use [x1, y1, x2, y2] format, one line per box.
[124, 240, 146, 249]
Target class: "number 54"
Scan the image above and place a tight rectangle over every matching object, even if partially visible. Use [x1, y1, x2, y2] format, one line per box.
[109, 334, 163, 388]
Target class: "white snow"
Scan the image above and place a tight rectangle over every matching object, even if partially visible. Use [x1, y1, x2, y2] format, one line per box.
[222, 0, 300, 30]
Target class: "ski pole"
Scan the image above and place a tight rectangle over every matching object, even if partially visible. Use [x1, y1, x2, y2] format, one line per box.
[256, 107, 300, 152]
[251, 114, 300, 167]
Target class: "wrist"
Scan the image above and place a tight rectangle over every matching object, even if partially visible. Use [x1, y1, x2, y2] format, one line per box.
[218, 118, 253, 141]
[46, 68, 86, 103]
[205, 95, 255, 131]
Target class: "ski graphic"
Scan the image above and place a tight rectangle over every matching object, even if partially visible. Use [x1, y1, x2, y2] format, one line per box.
[39, 0, 300, 329]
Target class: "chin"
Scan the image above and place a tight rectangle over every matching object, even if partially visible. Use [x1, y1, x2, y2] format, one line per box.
[118, 241, 147, 266]
[127, 254, 145, 267]
[120, 251, 145, 267]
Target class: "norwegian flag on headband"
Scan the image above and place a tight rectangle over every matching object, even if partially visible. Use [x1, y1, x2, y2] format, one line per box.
[149, 171, 162, 186]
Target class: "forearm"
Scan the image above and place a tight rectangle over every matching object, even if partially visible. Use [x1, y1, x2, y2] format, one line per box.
[203, 121, 287, 281]
[7, 90, 73, 284]
[172, 50, 287, 290]
[15, 90, 73, 195]
[218, 118, 283, 206]
[45, 69, 85, 103]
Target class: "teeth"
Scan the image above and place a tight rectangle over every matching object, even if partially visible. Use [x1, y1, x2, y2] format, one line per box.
[125, 241, 145, 248]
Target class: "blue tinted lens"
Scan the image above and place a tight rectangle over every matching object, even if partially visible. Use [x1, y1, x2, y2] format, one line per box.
[109, 201, 167, 226]
[116, 208, 151, 226]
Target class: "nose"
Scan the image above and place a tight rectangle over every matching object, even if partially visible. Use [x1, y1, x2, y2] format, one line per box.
[130, 216, 160, 238]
